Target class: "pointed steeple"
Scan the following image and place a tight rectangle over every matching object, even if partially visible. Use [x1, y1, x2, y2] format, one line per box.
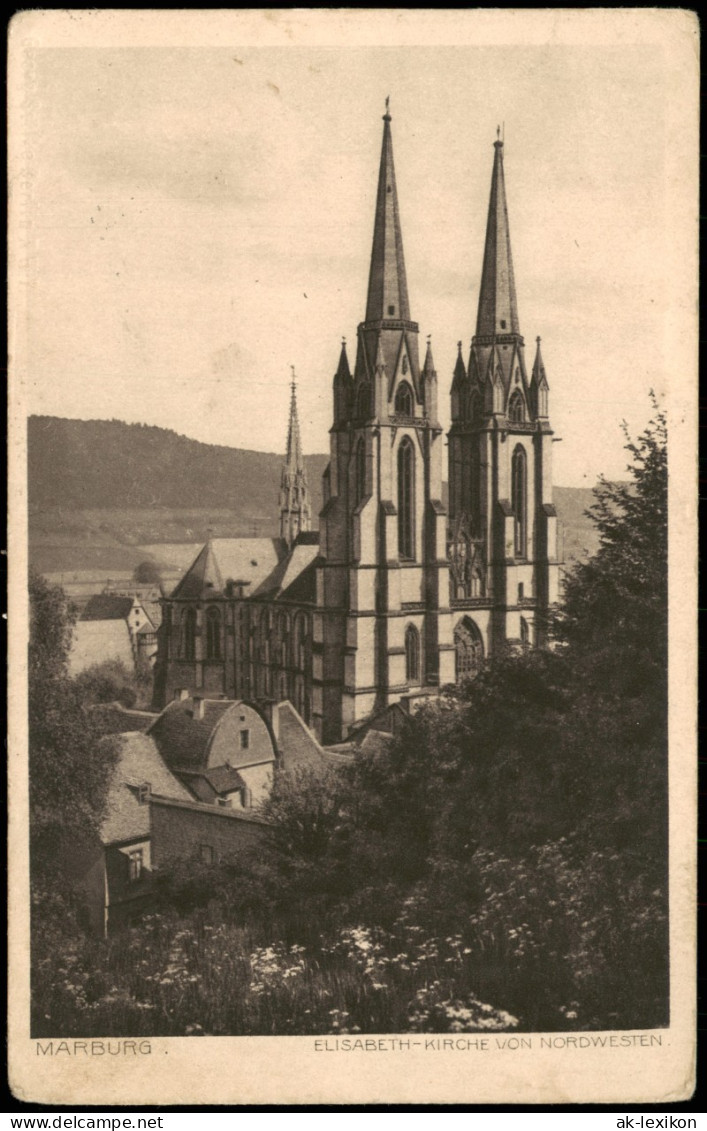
[476, 133, 520, 340]
[422, 335, 436, 381]
[280, 369, 311, 548]
[365, 100, 411, 325]
[335, 338, 351, 382]
[531, 336, 548, 385]
[530, 335, 550, 418]
[421, 335, 438, 421]
[452, 340, 467, 390]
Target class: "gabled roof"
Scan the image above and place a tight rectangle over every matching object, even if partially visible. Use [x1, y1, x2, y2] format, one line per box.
[149, 697, 277, 771]
[80, 594, 135, 622]
[168, 538, 286, 600]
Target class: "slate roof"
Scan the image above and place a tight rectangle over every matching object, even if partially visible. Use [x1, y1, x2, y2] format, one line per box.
[175, 765, 247, 796]
[100, 732, 192, 845]
[252, 541, 320, 600]
[81, 595, 135, 622]
[168, 538, 286, 600]
[148, 698, 234, 769]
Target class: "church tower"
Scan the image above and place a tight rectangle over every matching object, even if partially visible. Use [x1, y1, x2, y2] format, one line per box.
[447, 133, 560, 662]
[279, 369, 311, 548]
[315, 104, 455, 743]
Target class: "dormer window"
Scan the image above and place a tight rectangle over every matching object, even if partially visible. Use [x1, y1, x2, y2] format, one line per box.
[394, 381, 413, 418]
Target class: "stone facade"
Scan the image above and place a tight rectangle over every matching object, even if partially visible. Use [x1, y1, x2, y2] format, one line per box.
[154, 111, 561, 745]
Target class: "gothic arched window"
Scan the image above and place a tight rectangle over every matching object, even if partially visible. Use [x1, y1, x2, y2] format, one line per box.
[205, 606, 222, 660]
[354, 436, 366, 506]
[405, 624, 420, 684]
[292, 612, 306, 671]
[520, 616, 530, 652]
[183, 607, 197, 661]
[454, 617, 484, 683]
[277, 612, 289, 665]
[508, 390, 525, 423]
[397, 437, 415, 559]
[467, 390, 479, 424]
[394, 381, 413, 417]
[511, 445, 527, 558]
[356, 382, 371, 420]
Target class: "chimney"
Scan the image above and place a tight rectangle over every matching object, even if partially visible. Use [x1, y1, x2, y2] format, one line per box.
[193, 696, 205, 720]
[174, 688, 189, 702]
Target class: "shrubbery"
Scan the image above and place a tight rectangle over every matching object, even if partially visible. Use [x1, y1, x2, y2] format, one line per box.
[30, 404, 669, 1035]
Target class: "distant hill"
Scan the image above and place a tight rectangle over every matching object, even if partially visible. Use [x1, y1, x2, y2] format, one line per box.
[29, 416, 329, 516]
[28, 415, 603, 576]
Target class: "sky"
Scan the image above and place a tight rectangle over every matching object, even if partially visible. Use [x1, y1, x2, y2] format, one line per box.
[17, 23, 688, 487]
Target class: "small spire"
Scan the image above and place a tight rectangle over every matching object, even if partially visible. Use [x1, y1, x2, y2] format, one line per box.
[285, 369, 304, 470]
[453, 341, 467, 385]
[335, 337, 351, 382]
[422, 335, 436, 379]
[531, 335, 547, 383]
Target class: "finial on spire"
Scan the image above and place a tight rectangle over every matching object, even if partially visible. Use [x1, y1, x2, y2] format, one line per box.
[383, 95, 391, 122]
[290, 364, 296, 391]
[342, 336, 346, 346]
[536, 335, 541, 343]
[457, 340, 462, 354]
[427, 334, 431, 343]
[496, 124, 500, 139]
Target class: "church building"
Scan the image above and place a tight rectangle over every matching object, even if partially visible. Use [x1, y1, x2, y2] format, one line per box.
[154, 108, 561, 745]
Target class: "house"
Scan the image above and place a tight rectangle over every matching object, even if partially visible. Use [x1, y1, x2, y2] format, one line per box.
[69, 594, 157, 676]
[72, 692, 341, 934]
[74, 730, 270, 936]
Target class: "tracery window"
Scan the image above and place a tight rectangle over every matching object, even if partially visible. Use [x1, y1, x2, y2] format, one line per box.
[183, 608, 197, 660]
[511, 445, 527, 558]
[356, 382, 371, 420]
[205, 607, 222, 660]
[394, 381, 413, 417]
[454, 617, 484, 683]
[354, 436, 366, 506]
[397, 438, 415, 560]
[405, 624, 420, 684]
[508, 390, 525, 424]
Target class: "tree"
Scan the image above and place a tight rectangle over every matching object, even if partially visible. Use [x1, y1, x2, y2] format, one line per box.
[28, 570, 119, 888]
[74, 658, 139, 708]
[133, 559, 162, 586]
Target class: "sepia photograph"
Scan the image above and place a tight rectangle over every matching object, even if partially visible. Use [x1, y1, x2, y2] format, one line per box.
[8, 8, 698, 1107]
